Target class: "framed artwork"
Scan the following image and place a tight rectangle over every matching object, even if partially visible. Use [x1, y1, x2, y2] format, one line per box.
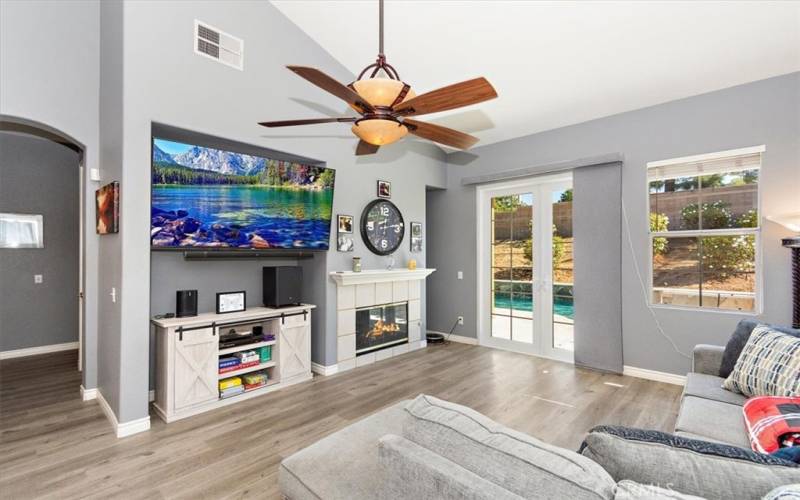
[337, 214, 354, 252]
[377, 180, 391, 199]
[410, 221, 423, 252]
[216, 291, 246, 314]
[95, 181, 119, 234]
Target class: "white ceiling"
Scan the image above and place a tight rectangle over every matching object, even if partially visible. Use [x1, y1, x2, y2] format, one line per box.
[272, 1, 800, 148]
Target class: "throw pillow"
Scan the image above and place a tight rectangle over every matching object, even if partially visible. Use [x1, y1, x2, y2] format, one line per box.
[763, 484, 800, 500]
[579, 425, 800, 500]
[723, 325, 800, 397]
[744, 396, 800, 453]
[719, 319, 800, 378]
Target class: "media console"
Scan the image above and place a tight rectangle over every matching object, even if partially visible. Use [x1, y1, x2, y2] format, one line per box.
[151, 304, 314, 423]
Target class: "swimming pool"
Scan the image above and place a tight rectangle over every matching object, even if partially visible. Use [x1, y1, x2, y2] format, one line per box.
[493, 295, 575, 320]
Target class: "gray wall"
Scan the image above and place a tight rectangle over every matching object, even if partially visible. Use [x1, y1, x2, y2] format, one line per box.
[114, 0, 446, 421]
[0, 132, 80, 351]
[0, 0, 100, 389]
[429, 72, 800, 376]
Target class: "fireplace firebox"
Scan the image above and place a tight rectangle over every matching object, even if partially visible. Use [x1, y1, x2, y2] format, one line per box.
[355, 301, 408, 355]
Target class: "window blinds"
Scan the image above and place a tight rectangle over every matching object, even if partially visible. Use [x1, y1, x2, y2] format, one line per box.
[647, 150, 762, 182]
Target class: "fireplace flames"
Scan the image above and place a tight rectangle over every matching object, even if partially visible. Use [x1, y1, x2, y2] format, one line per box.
[365, 320, 401, 339]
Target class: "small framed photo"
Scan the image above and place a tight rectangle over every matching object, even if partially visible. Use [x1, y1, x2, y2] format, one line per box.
[410, 222, 423, 252]
[337, 234, 354, 252]
[338, 214, 353, 234]
[377, 180, 391, 199]
[95, 181, 119, 234]
[216, 291, 246, 314]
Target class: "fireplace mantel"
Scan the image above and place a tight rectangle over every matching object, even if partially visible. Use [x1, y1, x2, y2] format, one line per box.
[329, 268, 436, 286]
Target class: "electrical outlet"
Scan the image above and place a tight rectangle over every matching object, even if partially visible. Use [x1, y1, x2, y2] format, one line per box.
[457, 316, 464, 326]
[457, 271, 463, 280]
[34, 274, 43, 284]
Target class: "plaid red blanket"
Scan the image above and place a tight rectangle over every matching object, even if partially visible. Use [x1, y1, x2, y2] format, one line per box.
[744, 396, 800, 453]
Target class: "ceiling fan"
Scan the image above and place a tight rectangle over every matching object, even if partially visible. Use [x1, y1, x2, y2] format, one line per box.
[259, 0, 498, 156]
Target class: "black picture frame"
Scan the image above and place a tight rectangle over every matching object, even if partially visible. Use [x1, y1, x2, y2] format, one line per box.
[216, 291, 246, 314]
[377, 180, 391, 199]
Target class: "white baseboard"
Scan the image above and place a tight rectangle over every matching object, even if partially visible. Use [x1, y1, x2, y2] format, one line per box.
[96, 389, 151, 438]
[311, 362, 339, 376]
[0, 341, 79, 360]
[80, 385, 97, 401]
[427, 331, 478, 345]
[623, 365, 686, 386]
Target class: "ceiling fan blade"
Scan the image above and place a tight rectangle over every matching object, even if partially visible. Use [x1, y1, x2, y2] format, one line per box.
[258, 117, 356, 128]
[356, 140, 380, 156]
[393, 77, 497, 116]
[403, 119, 479, 150]
[287, 66, 373, 113]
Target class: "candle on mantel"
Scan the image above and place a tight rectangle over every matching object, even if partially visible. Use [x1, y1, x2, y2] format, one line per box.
[408, 259, 417, 270]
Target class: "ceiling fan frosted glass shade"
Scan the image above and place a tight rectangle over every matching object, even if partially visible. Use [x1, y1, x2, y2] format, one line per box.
[351, 119, 408, 146]
[351, 78, 416, 108]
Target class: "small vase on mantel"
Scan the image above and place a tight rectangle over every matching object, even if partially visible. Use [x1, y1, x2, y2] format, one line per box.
[407, 259, 417, 270]
[352, 257, 361, 273]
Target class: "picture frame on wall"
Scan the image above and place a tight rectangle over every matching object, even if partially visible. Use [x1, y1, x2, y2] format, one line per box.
[410, 221, 423, 252]
[377, 180, 391, 199]
[95, 181, 119, 234]
[337, 214, 354, 252]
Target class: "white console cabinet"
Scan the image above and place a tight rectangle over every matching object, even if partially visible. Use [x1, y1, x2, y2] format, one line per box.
[152, 305, 314, 423]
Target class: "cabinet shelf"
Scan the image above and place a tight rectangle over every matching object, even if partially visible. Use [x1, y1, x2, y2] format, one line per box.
[218, 340, 275, 356]
[218, 361, 276, 379]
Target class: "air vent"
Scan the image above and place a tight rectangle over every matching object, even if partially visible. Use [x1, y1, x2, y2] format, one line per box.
[194, 20, 243, 71]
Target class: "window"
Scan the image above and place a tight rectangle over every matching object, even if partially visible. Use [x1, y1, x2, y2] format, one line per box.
[0, 213, 44, 248]
[647, 146, 763, 312]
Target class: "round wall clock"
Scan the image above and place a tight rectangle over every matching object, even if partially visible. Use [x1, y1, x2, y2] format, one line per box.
[360, 199, 405, 255]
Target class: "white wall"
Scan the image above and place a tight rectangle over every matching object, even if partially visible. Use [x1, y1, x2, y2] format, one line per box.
[0, 0, 100, 389]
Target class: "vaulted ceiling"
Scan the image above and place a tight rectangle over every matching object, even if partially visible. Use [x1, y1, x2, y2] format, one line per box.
[272, 1, 800, 148]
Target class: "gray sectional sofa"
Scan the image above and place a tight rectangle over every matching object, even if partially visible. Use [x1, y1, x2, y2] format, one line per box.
[279, 336, 799, 500]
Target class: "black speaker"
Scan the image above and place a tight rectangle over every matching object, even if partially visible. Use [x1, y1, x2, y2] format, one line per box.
[263, 266, 302, 308]
[176, 290, 198, 318]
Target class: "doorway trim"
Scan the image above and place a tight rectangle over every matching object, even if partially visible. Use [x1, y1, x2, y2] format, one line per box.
[475, 172, 574, 363]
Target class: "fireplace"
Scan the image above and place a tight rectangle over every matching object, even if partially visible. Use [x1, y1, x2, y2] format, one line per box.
[355, 301, 408, 355]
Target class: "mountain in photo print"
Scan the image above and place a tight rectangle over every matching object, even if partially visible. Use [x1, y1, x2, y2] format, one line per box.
[151, 138, 334, 249]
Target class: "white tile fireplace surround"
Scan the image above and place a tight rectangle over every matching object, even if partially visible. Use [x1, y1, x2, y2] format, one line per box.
[329, 269, 435, 373]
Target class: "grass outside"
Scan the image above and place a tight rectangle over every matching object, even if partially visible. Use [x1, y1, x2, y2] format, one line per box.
[492, 237, 574, 284]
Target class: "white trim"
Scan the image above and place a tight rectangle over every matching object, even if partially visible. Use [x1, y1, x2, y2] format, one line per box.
[0, 341, 79, 360]
[311, 362, 339, 376]
[96, 390, 151, 438]
[149, 390, 155, 402]
[329, 268, 436, 286]
[646, 145, 766, 168]
[80, 385, 97, 401]
[623, 365, 686, 386]
[428, 331, 479, 345]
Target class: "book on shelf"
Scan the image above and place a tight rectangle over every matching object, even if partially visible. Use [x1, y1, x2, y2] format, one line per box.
[244, 382, 266, 391]
[219, 376, 242, 391]
[220, 386, 245, 398]
[219, 356, 240, 368]
[219, 360, 259, 374]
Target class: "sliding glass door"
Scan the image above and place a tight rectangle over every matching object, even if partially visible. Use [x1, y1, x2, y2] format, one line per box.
[478, 175, 574, 362]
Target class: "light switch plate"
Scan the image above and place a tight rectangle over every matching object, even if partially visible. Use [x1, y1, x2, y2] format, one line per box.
[34, 274, 43, 284]
[457, 271, 463, 280]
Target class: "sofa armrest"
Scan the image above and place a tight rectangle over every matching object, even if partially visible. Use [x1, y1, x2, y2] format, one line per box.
[377, 434, 523, 500]
[692, 344, 725, 376]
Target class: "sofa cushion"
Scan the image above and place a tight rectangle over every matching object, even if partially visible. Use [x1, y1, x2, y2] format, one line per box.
[579, 425, 800, 500]
[683, 372, 747, 406]
[279, 400, 409, 500]
[723, 325, 800, 398]
[402, 394, 616, 500]
[763, 484, 800, 500]
[613, 480, 704, 500]
[377, 434, 524, 500]
[675, 396, 750, 449]
[720, 319, 800, 378]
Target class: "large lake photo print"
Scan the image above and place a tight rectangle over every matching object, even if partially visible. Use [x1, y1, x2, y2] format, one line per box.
[151, 138, 334, 250]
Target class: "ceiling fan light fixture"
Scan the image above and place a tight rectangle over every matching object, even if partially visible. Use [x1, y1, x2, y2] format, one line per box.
[351, 118, 408, 146]
[351, 78, 415, 108]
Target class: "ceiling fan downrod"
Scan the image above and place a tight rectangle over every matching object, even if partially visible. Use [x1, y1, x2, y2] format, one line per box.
[356, 0, 401, 81]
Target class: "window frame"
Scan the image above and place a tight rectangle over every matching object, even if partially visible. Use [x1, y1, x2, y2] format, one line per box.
[646, 145, 765, 315]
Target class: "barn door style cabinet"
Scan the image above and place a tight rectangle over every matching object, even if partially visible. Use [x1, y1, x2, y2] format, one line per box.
[152, 305, 314, 423]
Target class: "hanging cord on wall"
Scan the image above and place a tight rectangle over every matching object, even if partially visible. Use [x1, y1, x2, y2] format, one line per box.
[621, 199, 692, 360]
[445, 317, 460, 343]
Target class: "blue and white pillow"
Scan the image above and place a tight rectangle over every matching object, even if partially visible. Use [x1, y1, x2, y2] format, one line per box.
[723, 325, 800, 398]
